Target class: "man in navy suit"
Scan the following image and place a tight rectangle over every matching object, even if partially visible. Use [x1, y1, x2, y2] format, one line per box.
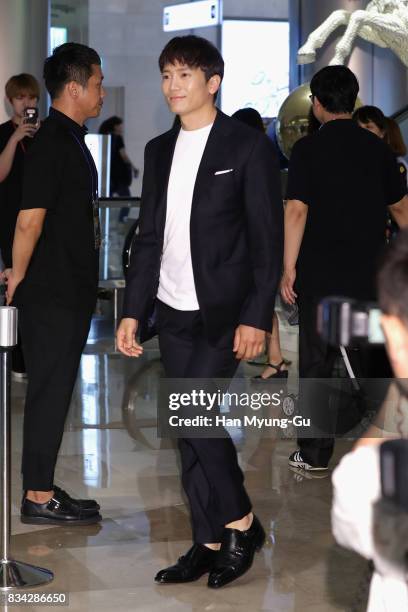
[117, 35, 283, 588]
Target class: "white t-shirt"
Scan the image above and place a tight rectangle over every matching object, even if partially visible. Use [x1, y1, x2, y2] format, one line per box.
[157, 123, 213, 310]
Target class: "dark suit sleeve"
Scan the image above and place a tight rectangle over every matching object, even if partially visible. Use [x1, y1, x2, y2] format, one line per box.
[121, 141, 161, 320]
[238, 134, 284, 332]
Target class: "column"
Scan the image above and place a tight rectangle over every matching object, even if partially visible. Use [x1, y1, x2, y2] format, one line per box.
[0, 0, 50, 122]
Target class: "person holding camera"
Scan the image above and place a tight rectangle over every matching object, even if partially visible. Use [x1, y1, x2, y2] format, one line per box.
[281, 65, 408, 471]
[332, 229, 408, 612]
[0, 74, 40, 377]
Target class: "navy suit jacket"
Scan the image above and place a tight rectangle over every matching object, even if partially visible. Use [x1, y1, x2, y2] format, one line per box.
[122, 110, 284, 346]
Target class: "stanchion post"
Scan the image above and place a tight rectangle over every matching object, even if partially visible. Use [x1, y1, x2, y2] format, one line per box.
[0, 306, 54, 589]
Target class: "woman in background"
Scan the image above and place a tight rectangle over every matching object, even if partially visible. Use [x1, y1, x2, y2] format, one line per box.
[386, 117, 408, 187]
[353, 106, 408, 240]
[353, 105, 407, 189]
[99, 115, 138, 222]
[0, 73, 41, 378]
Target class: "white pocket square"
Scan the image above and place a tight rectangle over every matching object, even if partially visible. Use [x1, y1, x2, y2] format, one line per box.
[214, 169, 234, 175]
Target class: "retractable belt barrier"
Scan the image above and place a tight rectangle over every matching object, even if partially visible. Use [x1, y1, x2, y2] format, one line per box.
[0, 307, 54, 589]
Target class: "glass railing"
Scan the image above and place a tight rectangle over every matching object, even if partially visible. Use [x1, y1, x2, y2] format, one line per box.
[98, 197, 140, 281]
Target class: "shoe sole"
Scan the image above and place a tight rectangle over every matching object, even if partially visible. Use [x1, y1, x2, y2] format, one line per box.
[208, 530, 265, 589]
[288, 460, 328, 471]
[289, 466, 330, 480]
[155, 568, 212, 584]
[20, 513, 102, 526]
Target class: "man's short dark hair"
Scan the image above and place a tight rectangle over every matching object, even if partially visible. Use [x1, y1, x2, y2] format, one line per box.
[377, 229, 408, 324]
[310, 65, 359, 114]
[159, 35, 224, 83]
[43, 42, 101, 100]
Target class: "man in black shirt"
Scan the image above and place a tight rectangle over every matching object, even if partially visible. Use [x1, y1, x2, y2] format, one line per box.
[281, 66, 408, 470]
[0, 74, 40, 376]
[5, 43, 105, 525]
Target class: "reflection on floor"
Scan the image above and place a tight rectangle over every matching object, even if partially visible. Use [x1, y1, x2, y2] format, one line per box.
[8, 314, 369, 612]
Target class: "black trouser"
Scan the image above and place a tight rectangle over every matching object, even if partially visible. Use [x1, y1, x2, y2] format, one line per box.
[297, 295, 391, 467]
[19, 303, 93, 490]
[156, 300, 252, 543]
[12, 331, 26, 374]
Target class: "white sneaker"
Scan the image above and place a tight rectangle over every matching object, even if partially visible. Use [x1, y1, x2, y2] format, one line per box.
[12, 371, 28, 382]
[288, 451, 328, 471]
[289, 466, 330, 481]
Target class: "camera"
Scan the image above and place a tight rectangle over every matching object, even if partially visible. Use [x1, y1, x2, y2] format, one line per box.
[23, 107, 38, 125]
[380, 439, 408, 512]
[317, 296, 384, 348]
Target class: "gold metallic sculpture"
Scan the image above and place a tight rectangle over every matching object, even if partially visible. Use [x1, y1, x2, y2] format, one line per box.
[276, 83, 312, 160]
[276, 84, 363, 159]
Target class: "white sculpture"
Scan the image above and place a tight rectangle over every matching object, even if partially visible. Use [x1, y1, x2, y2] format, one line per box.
[298, 0, 408, 67]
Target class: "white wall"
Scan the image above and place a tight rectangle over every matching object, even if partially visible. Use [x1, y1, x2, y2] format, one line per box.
[88, 0, 289, 195]
[223, 0, 288, 19]
[0, 0, 49, 122]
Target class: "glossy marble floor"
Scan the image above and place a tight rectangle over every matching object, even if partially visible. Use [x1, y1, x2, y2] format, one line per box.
[6, 313, 370, 612]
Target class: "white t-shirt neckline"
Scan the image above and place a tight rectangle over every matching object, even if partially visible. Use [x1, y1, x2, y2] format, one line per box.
[157, 122, 214, 310]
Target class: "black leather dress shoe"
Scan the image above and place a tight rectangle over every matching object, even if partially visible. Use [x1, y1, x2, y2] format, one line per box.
[207, 515, 265, 589]
[155, 543, 218, 584]
[20, 490, 102, 526]
[53, 485, 100, 512]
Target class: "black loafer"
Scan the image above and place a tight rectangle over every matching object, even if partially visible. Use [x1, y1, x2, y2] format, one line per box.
[207, 515, 265, 589]
[20, 490, 102, 526]
[52, 485, 100, 512]
[155, 543, 217, 584]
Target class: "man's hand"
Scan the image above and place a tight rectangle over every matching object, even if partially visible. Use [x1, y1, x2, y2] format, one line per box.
[11, 122, 38, 143]
[233, 325, 265, 361]
[4, 269, 23, 305]
[281, 268, 297, 305]
[0, 268, 10, 284]
[116, 317, 144, 357]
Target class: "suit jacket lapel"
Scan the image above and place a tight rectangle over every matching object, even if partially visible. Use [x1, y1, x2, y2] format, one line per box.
[192, 110, 233, 207]
[154, 126, 179, 235]
[154, 110, 232, 234]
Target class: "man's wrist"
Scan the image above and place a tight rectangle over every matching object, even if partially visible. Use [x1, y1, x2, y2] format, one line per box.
[11, 270, 25, 283]
[237, 323, 266, 334]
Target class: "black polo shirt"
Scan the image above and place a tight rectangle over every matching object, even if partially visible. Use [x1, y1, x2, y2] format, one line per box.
[0, 120, 34, 267]
[286, 119, 406, 300]
[14, 108, 99, 312]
